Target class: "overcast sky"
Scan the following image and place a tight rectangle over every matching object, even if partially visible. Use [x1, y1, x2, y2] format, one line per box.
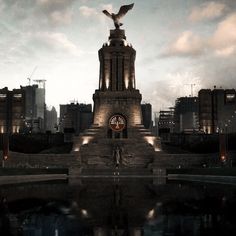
[1, 0, 236, 113]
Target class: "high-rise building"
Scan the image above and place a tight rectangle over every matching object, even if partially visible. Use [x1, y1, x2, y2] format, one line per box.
[174, 97, 199, 133]
[198, 89, 213, 134]
[21, 84, 46, 133]
[59, 103, 93, 136]
[141, 103, 152, 129]
[158, 109, 174, 142]
[0, 87, 25, 134]
[45, 106, 58, 133]
[199, 88, 236, 133]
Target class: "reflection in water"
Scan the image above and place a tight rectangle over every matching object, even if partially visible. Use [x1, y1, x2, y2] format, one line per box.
[0, 178, 236, 235]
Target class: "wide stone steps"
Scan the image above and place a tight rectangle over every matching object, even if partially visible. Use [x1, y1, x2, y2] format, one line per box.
[81, 168, 153, 176]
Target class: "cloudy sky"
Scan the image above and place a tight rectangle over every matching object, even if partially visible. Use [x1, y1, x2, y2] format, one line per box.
[1, 0, 236, 113]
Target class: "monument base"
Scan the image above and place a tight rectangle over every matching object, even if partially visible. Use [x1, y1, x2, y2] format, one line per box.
[72, 124, 161, 169]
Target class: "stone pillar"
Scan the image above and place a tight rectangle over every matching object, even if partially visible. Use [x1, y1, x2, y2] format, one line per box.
[118, 55, 123, 91]
[111, 55, 116, 91]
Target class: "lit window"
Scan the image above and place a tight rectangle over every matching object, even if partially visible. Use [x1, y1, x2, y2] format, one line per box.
[13, 94, 22, 98]
[225, 93, 235, 103]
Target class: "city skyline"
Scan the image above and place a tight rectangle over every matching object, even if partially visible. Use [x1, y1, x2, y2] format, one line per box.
[0, 0, 236, 113]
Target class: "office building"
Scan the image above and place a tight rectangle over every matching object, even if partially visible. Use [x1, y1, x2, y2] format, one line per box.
[199, 88, 236, 133]
[0, 87, 25, 134]
[174, 97, 199, 133]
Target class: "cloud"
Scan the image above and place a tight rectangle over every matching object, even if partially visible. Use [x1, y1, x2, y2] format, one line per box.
[79, 3, 114, 23]
[210, 13, 236, 57]
[36, 0, 75, 11]
[79, 6, 98, 17]
[163, 12, 236, 58]
[101, 4, 113, 13]
[36, 0, 76, 25]
[162, 31, 205, 57]
[0, 0, 76, 26]
[0, 0, 5, 13]
[79, 4, 114, 17]
[189, 1, 227, 22]
[49, 9, 74, 25]
[32, 32, 80, 56]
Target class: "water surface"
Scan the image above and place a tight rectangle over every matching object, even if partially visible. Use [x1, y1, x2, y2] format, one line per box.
[0, 178, 236, 236]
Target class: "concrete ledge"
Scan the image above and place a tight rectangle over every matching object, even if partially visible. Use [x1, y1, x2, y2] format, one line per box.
[0, 174, 68, 185]
[168, 174, 236, 185]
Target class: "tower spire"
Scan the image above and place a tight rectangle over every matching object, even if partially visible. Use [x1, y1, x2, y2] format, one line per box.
[98, 29, 136, 92]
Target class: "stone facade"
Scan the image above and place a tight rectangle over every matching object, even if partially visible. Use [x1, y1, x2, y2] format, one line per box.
[72, 29, 161, 169]
[93, 29, 142, 127]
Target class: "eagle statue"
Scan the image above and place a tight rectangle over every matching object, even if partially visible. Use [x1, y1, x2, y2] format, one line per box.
[102, 3, 134, 29]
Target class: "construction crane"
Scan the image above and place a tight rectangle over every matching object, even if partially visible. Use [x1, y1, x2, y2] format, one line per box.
[184, 83, 196, 97]
[27, 66, 37, 86]
[33, 79, 47, 89]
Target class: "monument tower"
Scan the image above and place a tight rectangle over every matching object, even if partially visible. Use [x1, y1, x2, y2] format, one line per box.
[73, 4, 160, 168]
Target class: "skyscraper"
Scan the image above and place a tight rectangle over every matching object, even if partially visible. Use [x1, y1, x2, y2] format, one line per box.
[21, 84, 46, 133]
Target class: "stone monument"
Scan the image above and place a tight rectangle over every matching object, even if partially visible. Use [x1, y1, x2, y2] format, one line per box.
[73, 4, 161, 169]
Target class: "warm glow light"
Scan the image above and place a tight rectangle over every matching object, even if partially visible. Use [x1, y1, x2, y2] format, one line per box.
[203, 125, 211, 134]
[99, 78, 102, 89]
[81, 209, 88, 218]
[144, 136, 161, 152]
[4, 156, 8, 160]
[124, 73, 129, 89]
[147, 209, 155, 219]
[74, 147, 80, 152]
[221, 155, 226, 162]
[12, 125, 20, 133]
[105, 78, 109, 89]
[0, 126, 4, 133]
[144, 136, 154, 146]
[82, 136, 93, 145]
[104, 71, 110, 89]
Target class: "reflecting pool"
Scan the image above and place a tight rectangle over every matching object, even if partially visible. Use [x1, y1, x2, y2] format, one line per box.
[0, 178, 236, 236]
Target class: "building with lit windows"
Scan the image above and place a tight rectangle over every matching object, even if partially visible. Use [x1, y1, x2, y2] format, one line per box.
[0, 87, 25, 134]
[21, 84, 46, 133]
[199, 88, 236, 133]
[158, 109, 174, 142]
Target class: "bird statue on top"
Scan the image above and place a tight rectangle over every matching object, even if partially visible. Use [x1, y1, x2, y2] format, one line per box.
[102, 3, 134, 29]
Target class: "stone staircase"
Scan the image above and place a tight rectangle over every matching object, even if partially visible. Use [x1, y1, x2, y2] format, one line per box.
[72, 124, 162, 169]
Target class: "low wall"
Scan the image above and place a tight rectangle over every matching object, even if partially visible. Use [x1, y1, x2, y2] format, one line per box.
[153, 153, 219, 168]
[0, 151, 80, 168]
[168, 174, 236, 185]
[0, 151, 233, 170]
